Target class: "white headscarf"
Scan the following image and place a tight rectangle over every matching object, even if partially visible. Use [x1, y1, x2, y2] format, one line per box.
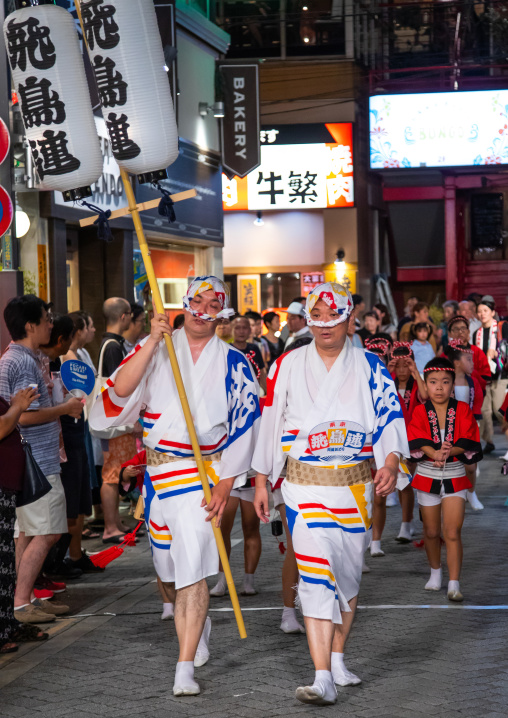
[304, 282, 354, 328]
[182, 275, 235, 321]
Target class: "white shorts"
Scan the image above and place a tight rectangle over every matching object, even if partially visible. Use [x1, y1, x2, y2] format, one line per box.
[272, 487, 284, 508]
[230, 485, 256, 502]
[16, 473, 68, 536]
[143, 481, 218, 590]
[417, 488, 468, 507]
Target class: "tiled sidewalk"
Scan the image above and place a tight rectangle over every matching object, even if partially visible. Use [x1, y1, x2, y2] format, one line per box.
[1, 444, 508, 717]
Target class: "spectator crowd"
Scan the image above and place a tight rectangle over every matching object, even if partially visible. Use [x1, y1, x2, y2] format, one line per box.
[1, 285, 507, 655]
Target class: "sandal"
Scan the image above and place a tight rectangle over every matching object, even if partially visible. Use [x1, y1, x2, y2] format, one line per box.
[82, 528, 101, 540]
[12, 623, 49, 642]
[0, 642, 19, 654]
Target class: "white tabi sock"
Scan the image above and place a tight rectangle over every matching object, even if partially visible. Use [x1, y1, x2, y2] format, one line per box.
[448, 580, 460, 593]
[161, 602, 174, 621]
[312, 670, 337, 701]
[425, 567, 442, 591]
[397, 522, 412, 541]
[280, 606, 305, 634]
[296, 670, 337, 705]
[194, 616, 211, 667]
[241, 573, 257, 595]
[331, 652, 362, 686]
[209, 572, 227, 597]
[173, 661, 200, 696]
[370, 540, 384, 556]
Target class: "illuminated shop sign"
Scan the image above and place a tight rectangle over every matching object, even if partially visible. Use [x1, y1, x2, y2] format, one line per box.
[370, 90, 508, 169]
[222, 123, 354, 210]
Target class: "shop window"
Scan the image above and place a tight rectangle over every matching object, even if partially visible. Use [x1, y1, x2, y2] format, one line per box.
[158, 278, 190, 309]
[261, 272, 302, 309]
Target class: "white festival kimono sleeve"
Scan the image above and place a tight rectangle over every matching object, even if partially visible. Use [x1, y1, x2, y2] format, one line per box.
[219, 347, 262, 482]
[89, 336, 157, 431]
[365, 351, 410, 473]
[251, 352, 294, 485]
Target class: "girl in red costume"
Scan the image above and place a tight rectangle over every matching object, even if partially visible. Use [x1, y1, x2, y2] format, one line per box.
[408, 358, 482, 602]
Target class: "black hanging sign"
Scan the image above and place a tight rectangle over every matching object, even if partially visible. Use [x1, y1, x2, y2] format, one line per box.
[219, 63, 260, 178]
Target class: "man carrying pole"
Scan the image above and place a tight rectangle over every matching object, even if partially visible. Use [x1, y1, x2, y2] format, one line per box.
[90, 276, 261, 696]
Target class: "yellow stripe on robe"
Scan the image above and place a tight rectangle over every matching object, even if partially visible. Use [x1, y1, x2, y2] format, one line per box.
[149, 530, 172, 541]
[301, 511, 363, 524]
[152, 475, 201, 490]
[297, 563, 336, 582]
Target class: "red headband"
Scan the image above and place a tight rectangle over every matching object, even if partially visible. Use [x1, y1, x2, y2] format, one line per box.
[423, 365, 455, 374]
[393, 341, 412, 350]
[448, 338, 473, 354]
[447, 315, 469, 330]
[365, 341, 389, 355]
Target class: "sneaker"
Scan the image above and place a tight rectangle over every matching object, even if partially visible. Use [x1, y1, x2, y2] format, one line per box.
[46, 561, 83, 580]
[484, 442, 495, 454]
[33, 598, 69, 616]
[14, 604, 55, 624]
[69, 551, 105, 574]
[38, 576, 67, 594]
[33, 588, 54, 601]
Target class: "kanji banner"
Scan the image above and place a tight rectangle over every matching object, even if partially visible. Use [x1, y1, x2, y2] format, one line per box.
[238, 274, 260, 314]
[222, 123, 354, 210]
[219, 63, 260, 178]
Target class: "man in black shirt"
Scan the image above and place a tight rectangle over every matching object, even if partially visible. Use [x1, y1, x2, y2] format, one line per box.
[232, 316, 266, 393]
[98, 298, 138, 542]
[100, 298, 132, 378]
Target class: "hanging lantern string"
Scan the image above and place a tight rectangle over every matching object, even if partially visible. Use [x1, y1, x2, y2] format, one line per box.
[152, 182, 176, 223]
[79, 200, 113, 242]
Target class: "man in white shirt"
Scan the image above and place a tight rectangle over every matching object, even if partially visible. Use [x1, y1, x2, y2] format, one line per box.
[284, 302, 314, 350]
[459, 300, 481, 337]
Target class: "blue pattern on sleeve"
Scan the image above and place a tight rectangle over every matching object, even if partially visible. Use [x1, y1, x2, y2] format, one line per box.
[223, 349, 261, 449]
[365, 351, 403, 444]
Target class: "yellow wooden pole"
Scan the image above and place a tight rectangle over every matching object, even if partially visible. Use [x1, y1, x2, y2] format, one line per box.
[75, 0, 246, 640]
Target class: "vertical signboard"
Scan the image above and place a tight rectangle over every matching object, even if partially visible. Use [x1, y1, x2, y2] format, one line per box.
[38, 244, 48, 301]
[219, 63, 260, 178]
[238, 274, 261, 314]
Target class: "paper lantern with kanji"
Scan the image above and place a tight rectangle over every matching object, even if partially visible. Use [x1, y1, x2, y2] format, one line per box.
[80, 0, 179, 184]
[3, 1, 102, 201]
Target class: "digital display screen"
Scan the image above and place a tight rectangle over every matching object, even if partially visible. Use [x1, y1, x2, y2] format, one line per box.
[369, 90, 508, 169]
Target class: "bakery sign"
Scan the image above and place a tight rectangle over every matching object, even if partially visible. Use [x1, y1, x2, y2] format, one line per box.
[222, 123, 354, 211]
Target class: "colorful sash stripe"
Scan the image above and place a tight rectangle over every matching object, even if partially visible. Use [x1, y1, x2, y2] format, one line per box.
[151, 463, 219, 500]
[148, 519, 172, 551]
[295, 552, 338, 597]
[142, 411, 228, 457]
[299, 502, 367, 533]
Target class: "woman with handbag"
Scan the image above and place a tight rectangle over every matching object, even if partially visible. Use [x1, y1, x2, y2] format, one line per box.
[0, 386, 43, 654]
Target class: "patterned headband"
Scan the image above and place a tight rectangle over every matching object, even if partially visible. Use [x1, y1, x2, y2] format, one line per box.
[448, 338, 473, 354]
[182, 275, 235, 321]
[365, 341, 389, 355]
[304, 282, 353, 327]
[423, 365, 456, 374]
[393, 341, 411, 350]
[448, 315, 469, 330]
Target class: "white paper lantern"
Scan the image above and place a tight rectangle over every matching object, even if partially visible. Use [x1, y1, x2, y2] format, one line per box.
[4, 2, 102, 201]
[80, 0, 179, 183]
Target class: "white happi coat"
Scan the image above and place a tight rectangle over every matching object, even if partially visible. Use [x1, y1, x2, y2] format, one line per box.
[90, 328, 261, 588]
[252, 339, 409, 621]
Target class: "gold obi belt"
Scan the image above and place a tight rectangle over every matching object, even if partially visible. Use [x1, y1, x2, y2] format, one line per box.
[145, 447, 223, 467]
[286, 456, 373, 487]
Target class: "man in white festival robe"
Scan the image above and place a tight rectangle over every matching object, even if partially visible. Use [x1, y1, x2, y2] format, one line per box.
[253, 282, 409, 706]
[90, 276, 260, 697]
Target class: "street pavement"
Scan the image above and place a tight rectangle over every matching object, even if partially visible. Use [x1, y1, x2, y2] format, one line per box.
[1, 437, 508, 718]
